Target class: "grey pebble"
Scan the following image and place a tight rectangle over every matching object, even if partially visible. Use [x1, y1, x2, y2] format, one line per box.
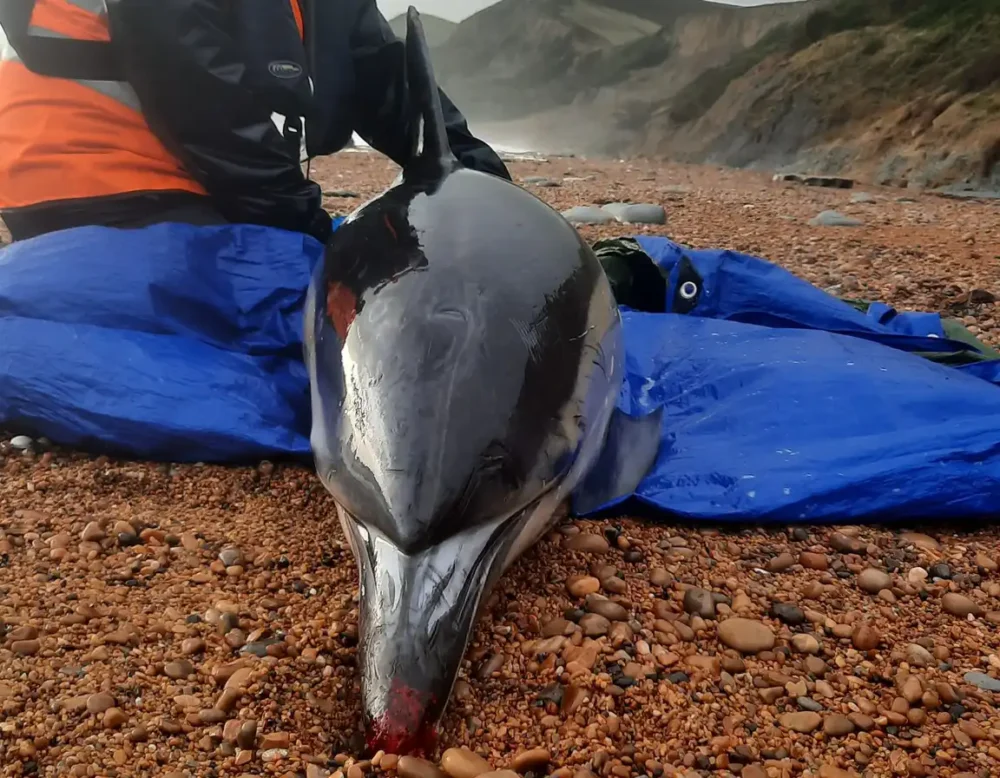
[809, 210, 863, 227]
[850, 192, 876, 204]
[601, 202, 667, 225]
[797, 697, 824, 712]
[964, 671, 1000, 692]
[522, 176, 562, 188]
[561, 206, 615, 225]
[9, 435, 33, 450]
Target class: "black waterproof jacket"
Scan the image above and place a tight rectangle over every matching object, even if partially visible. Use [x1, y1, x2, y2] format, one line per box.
[102, 0, 510, 242]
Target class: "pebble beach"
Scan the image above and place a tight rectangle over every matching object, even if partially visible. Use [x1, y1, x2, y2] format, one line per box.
[2, 151, 1000, 778]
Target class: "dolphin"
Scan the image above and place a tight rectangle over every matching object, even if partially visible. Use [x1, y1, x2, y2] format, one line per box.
[302, 6, 662, 756]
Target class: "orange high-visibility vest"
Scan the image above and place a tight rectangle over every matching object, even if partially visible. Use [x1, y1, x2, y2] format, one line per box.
[0, 0, 305, 211]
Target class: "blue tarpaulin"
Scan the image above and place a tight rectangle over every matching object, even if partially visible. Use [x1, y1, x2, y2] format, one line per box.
[1, 222, 999, 521]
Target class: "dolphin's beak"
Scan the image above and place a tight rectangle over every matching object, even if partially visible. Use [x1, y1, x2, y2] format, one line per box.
[337, 505, 512, 756]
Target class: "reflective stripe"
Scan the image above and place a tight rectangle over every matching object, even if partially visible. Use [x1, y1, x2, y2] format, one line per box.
[1, 24, 140, 112]
[65, 0, 107, 15]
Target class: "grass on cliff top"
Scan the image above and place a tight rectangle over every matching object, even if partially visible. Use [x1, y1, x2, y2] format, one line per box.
[668, 0, 1000, 125]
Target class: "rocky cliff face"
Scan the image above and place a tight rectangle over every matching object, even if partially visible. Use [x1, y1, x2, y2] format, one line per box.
[637, 0, 1000, 188]
[434, 0, 817, 130]
[435, 0, 1000, 188]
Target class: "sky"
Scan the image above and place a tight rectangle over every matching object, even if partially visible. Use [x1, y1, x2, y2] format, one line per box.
[376, 0, 805, 23]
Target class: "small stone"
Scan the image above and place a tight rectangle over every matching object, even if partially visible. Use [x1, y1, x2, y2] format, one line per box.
[717, 618, 775, 654]
[128, 725, 149, 742]
[522, 176, 561, 188]
[585, 595, 628, 621]
[929, 563, 952, 580]
[899, 532, 940, 551]
[579, 613, 610, 637]
[440, 747, 492, 778]
[809, 210, 863, 227]
[849, 712, 875, 731]
[600, 202, 667, 225]
[237, 719, 257, 750]
[259, 731, 290, 750]
[683, 587, 716, 618]
[906, 643, 934, 668]
[780, 711, 822, 733]
[566, 575, 601, 598]
[561, 206, 614, 225]
[511, 749, 551, 772]
[963, 672, 1000, 692]
[564, 533, 610, 553]
[10, 435, 33, 450]
[103, 707, 127, 729]
[766, 552, 796, 572]
[218, 546, 244, 567]
[799, 552, 829, 570]
[974, 553, 997, 572]
[829, 532, 863, 552]
[823, 714, 855, 736]
[164, 660, 195, 679]
[181, 637, 206, 655]
[850, 192, 876, 204]
[797, 696, 823, 712]
[11, 639, 40, 656]
[86, 692, 115, 714]
[649, 568, 670, 587]
[81, 521, 105, 542]
[791, 634, 820, 654]
[858, 568, 891, 594]
[902, 676, 923, 704]
[771, 602, 805, 625]
[851, 623, 881, 650]
[942, 593, 982, 617]
[398, 756, 446, 778]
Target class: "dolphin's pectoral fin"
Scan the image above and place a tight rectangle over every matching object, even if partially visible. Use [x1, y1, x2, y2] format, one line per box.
[570, 406, 664, 516]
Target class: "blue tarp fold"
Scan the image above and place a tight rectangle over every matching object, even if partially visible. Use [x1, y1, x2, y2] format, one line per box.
[1, 223, 999, 521]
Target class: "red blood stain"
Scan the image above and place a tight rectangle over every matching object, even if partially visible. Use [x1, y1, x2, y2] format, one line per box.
[326, 282, 357, 340]
[384, 213, 398, 242]
[365, 681, 439, 756]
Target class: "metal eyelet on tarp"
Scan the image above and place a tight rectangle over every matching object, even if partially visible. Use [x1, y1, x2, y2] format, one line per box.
[679, 280, 699, 300]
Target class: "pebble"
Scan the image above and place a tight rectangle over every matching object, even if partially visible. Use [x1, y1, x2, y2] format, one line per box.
[585, 594, 628, 621]
[164, 659, 195, 679]
[850, 192, 876, 203]
[86, 692, 115, 714]
[800, 552, 829, 570]
[579, 613, 610, 637]
[942, 592, 983, 617]
[600, 202, 667, 225]
[963, 672, 1000, 692]
[906, 643, 934, 668]
[791, 634, 820, 654]
[771, 601, 805, 625]
[511, 749, 551, 772]
[766, 552, 796, 572]
[564, 533, 610, 553]
[717, 618, 775, 653]
[809, 210, 863, 227]
[523, 176, 561, 187]
[103, 707, 127, 729]
[9, 435, 33, 450]
[440, 747, 492, 778]
[857, 568, 891, 593]
[566, 575, 601, 598]
[851, 623, 881, 650]
[561, 206, 614, 225]
[11, 639, 40, 656]
[780, 711, 822, 733]
[823, 714, 856, 736]
[683, 587, 716, 618]
[181, 637, 206, 654]
[398, 756, 446, 778]
[81, 521, 105, 542]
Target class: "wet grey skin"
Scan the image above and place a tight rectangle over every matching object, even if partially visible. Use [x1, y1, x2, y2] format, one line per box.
[302, 6, 628, 756]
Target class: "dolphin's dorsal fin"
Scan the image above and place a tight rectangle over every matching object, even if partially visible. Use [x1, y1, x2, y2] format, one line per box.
[404, 6, 457, 172]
